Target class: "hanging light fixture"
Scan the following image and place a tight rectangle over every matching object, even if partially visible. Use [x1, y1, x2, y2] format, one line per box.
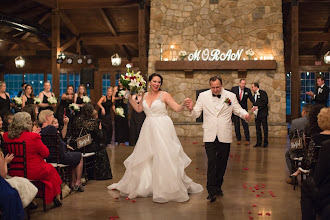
[15, 56, 25, 68]
[111, 53, 121, 66]
[324, 51, 330, 64]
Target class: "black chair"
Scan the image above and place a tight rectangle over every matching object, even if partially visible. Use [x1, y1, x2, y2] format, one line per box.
[3, 141, 47, 213]
[41, 133, 70, 184]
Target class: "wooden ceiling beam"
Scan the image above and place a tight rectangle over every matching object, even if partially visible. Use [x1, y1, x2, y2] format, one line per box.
[79, 35, 138, 45]
[299, 33, 330, 42]
[60, 37, 77, 51]
[31, 0, 57, 9]
[59, 11, 79, 36]
[120, 45, 132, 61]
[57, 0, 138, 9]
[99, 8, 117, 36]
[0, 32, 41, 49]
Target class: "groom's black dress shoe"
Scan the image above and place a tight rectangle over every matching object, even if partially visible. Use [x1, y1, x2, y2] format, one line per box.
[216, 189, 223, 196]
[253, 144, 261, 148]
[207, 195, 217, 202]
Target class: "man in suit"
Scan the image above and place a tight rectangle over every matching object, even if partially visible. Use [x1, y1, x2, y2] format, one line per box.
[231, 79, 254, 146]
[185, 76, 251, 202]
[285, 103, 312, 184]
[306, 75, 329, 107]
[251, 83, 269, 148]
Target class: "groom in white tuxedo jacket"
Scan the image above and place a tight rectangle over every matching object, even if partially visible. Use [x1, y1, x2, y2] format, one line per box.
[186, 76, 251, 202]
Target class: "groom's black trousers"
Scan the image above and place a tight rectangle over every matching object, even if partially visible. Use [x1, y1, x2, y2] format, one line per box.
[205, 137, 230, 196]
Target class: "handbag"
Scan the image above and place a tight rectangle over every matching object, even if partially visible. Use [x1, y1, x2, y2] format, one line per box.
[290, 129, 303, 150]
[76, 128, 92, 149]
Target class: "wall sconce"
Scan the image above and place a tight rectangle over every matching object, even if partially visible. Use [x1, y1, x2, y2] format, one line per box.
[324, 51, 330, 64]
[15, 56, 25, 68]
[111, 53, 121, 66]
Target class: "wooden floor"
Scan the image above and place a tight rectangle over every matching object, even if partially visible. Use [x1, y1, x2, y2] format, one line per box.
[30, 136, 301, 220]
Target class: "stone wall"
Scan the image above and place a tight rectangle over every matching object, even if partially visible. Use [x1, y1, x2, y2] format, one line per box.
[148, 0, 287, 137]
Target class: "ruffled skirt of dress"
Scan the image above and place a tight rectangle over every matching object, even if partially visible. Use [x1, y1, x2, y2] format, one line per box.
[108, 116, 203, 203]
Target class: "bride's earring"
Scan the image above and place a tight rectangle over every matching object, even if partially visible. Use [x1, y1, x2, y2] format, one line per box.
[148, 85, 150, 89]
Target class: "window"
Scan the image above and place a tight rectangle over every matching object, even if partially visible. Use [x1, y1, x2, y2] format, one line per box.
[286, 72, 291, 115]
[102, 74, 111, 95]
[4, 74, 23, 97]
[24, 74, 45, 95]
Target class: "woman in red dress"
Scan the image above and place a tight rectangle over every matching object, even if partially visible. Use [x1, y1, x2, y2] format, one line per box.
[3, 112, 62, 206]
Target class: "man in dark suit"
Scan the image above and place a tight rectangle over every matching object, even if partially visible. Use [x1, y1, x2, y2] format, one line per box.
[231, 79, 254, 146]
[251, 82, 269, 148]
[306, 75, 329, 107]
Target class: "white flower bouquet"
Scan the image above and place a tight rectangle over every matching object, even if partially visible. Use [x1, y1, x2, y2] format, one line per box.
[120, 64, 146, 95]
[12, 96, 22, 106]
[47, 96, 57, 105]
[82, 96, 90, 103]
[69, 103, 80, 111]
[115, 106, 125, 118]
[34, 97, 41, 104]
[119, 90, 126, 97]
[245, 49, 255, 60]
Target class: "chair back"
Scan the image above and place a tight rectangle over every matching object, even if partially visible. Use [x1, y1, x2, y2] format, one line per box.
[41, 134, 61, 164]
[3, 141, 27, 178]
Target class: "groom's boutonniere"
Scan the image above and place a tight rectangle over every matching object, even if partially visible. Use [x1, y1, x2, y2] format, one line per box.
[224, 98, 231, 106]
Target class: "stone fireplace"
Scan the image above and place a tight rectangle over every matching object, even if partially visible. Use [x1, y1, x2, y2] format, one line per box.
[147, 0, 287, 137]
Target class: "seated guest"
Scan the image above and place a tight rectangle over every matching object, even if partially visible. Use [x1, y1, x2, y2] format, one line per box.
[291, 104, 324, 178]
[0, 116, 4, 152]
[0, 151, 24, 220]
[301, 107, 330, 220]
[56, 85, 75, 128]
[22, 104, 40, 132]
[72, 104, 112, 180]
[3, 113, 14, 132]
[3, 112, 63, 207]
[21, 84, 35, 108]
[39, 110, 84, 192]
[286, 104, 312, 184]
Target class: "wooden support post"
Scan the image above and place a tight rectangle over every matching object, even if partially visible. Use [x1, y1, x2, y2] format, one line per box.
[51, 8, 60, 99]
[291, 0, 300, 120]
[138, 2, 147, 78]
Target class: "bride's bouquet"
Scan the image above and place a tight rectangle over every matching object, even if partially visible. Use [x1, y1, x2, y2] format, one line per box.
[115, 106, 125, 118]
[69, 103, 80, 111]
[120, 64, 146, 95]
[12, 96, 22, 106]
[47, 96, 57, 105]
[34, 97, 41, 104]
[82, 96, 90, 103]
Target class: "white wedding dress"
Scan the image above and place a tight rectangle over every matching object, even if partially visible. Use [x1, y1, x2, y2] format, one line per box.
[108, 92, 203, 203]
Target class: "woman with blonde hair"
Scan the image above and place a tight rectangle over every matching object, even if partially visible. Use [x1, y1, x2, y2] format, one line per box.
[3, 112, 63, 207]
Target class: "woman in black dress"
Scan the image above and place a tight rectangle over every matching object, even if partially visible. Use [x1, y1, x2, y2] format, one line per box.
[38, 81, 56, 112]
[0, 81, 11, 121]
[21, 84, 35, 108]
[129, 94, 146, 146]
[56, 85, 75, 128]
[72, 104, 112, 180]
[113, 82, 129, 145]
[74, 84, 88, 108]
[97, 87, 114, 146]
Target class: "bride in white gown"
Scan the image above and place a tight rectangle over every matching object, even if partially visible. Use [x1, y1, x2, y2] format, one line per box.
[108, 73, 203, 203]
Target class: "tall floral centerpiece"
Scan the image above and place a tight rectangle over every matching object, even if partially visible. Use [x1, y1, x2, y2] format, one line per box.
[245, 49, 255, 60]
[120, 64, 146, 98]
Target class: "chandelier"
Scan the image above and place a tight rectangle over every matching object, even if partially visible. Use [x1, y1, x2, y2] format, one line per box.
[111, 53, 121, 66]
[15, 56, 25, 68]
[324, 51, 330, 64]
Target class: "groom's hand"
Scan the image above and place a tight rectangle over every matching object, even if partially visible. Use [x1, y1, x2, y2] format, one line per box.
[184, 98, 193, 111]
[244, 114, 251, 122]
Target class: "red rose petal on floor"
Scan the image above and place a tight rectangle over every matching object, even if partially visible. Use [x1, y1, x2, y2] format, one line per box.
[252, 205, 257, 207]
[256, 188, 259, 190]
[115, 197, 119, 199]
[248, 211, 252, 214]
[261, 192, 264, 194]
[261, 186, 265, 188]
[249, 217, 253, 219]
[272, 195, 276, 197]
[256, 195, 260, 197]
[266, 213, 271, 216]
[262, 184, 266, 186]
[192, 142, 198, 144]
[243, 185, 247, 188]
[112, 189, 116, 191]
[252, 190, 255, 192]
[258, 213, 262, 215]
[196, 168, 199, 170]
[235, 159, 240, 161]
[132, 200, 136, 203]
[125, 197, 130, 200]
[249, 188, 252, 190]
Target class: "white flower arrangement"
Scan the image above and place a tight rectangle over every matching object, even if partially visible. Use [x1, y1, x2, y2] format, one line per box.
[34, 97, 41, 104]
[119, 90, 126, 97]
[69, 103, 80, 111]
[47, 96, 57, 105]
[115, 106, 125, 118]
[245, 49, 255, 56]
[82, 96, 90, 103]
[12, 96, 22, 106]
[120, 66, 146, 94]
[178, 50, 187, 57]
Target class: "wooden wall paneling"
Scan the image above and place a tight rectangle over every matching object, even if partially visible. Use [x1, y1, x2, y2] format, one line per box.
[291, 1, 300, 120]
[51, 8, 60, 99]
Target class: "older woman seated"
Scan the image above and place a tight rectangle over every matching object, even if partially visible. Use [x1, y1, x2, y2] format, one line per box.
[3, 112, 62, 207]
[71, 103, 112, 180]
[39, 110, 84, 192]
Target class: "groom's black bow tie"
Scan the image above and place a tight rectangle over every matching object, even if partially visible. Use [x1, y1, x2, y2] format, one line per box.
[212, 94, 221, 99]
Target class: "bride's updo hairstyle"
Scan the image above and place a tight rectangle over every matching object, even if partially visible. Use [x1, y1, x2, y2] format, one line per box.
[148, 73, 163, 85]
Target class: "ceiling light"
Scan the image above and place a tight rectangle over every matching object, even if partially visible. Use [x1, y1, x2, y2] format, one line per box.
[324, 51, 330, 64]
[15, 56, 25, 68]
[111, 53, 121, 66]
[56, 58, 63, 64]
[86, 58, 92, 64]
[77, 58, 83, 64]
[67, 57, 73, 64]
